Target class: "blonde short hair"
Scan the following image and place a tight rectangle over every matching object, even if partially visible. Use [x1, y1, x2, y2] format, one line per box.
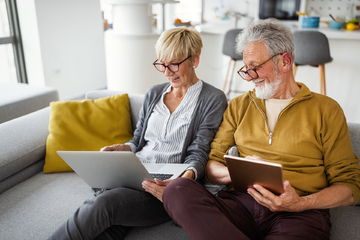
[155, 27, 202, 64]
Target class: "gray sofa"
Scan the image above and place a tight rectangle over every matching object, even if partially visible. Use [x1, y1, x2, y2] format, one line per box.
[0, 82, 58, 124]
[0, 89, 359, 240]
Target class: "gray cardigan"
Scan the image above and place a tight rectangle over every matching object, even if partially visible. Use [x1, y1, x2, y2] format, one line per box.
[128, 81, 228, 180]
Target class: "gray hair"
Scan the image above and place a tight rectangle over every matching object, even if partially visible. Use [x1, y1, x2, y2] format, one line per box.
[236, 18, 295, 60]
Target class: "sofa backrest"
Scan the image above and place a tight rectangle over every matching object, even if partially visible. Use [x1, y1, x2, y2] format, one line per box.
[348, 122, 360, 159]
[127, 93, 144, 132]
[86, 90, 360, 161]
[85, 90, 144, 133]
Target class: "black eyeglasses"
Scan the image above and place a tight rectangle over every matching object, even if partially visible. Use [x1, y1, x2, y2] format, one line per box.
[237, 53, 283, 80]
[153, 56, 191, 73]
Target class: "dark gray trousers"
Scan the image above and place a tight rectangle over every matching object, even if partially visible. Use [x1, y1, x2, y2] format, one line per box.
[48, 187, 171, 240]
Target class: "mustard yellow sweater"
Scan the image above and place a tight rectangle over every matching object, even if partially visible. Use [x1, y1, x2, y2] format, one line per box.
[208, 83, 360, 204]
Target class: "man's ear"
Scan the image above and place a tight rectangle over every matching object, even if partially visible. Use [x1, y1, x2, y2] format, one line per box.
[281, 52, 293, 73]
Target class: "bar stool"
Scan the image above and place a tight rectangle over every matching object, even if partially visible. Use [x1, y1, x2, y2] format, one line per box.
[293, 31, 332, 95]
[222, 29, 243, 99]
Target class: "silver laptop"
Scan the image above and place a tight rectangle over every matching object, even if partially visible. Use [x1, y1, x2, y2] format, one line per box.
[57, 151, 190, 191]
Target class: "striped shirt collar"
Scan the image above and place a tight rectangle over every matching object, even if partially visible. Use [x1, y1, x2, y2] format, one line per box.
[163, 79, 203, 96]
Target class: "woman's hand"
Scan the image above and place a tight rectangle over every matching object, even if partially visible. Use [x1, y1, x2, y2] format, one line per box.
[100, 144, 131, 152]
[142, 179, 173, 202]
[181, 170, 195, 179]
[142, 170, 195, 202]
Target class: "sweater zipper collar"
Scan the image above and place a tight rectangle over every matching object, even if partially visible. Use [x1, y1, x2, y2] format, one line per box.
[248, 93, 313, 145]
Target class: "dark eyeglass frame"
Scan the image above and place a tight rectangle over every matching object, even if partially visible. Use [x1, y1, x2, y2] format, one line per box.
[153, 56, 191, 73]
[237, 53, 284, 80]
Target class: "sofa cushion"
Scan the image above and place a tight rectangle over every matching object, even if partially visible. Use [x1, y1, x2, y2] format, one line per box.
[43, 94, 133, 173]
[0, 172, 358, 240]
[85, 90, 144, 132]
[0, 171, 190, 240]
[0, 172, 94, 239]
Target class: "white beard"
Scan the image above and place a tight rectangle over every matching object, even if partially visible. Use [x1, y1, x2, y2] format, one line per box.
[254, 78, 282, 99]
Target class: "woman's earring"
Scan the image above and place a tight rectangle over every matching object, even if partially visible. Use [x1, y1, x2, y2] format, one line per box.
[193, 66, 195, 69]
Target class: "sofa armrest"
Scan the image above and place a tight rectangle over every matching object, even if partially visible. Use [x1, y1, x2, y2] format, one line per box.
[0, 107, 50, 192]
[0, 82, 58, 124]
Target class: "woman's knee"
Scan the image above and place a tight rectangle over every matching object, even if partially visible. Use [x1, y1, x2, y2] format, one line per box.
[88, 188, 133, 213]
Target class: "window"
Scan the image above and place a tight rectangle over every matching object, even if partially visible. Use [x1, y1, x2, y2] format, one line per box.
[0, 0, 27, 84]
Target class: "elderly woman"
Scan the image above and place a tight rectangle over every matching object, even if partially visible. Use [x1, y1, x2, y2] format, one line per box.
[49, 27, 227, 240]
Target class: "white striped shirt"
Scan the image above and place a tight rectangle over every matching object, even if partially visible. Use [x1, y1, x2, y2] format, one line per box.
[135, 80, 203, 171]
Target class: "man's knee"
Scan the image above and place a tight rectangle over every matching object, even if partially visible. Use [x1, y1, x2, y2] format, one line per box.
[164, 178, 194, 200]
[163, 178, 199, 219]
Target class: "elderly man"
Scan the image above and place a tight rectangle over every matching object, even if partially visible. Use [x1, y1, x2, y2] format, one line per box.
[162, 18, 360, 240]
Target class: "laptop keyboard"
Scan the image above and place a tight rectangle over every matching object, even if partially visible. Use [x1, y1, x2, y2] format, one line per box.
[150, 173, 173, 181]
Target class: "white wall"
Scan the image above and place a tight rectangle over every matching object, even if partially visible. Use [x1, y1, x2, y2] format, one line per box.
[105, 31, 163, 94]
[196, 32, 225, 90]
[17, 0, 107, 100]
[202, 0, 259, 23]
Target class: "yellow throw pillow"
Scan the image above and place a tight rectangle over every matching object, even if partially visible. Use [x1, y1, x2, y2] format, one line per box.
[43, 94, 133, 173]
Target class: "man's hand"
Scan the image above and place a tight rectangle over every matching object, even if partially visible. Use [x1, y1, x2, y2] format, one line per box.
[206, 161, 232, 185]
[142, 179, 172, 202]
[245, 155, 303, 212]
[100, 144, 131, 152]
[247, 180, 303, 212]
[248, 179, 355, 212]
[245, 155, 354, 211]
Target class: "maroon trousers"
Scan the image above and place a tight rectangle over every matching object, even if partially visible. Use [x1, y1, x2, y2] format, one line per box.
[163, 178, 331, 240]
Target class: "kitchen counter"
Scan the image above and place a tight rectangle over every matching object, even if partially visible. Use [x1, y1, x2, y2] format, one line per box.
[283, 21, 360, 40]
[195, 21, 234, 35]
[195, 19, 360, 40]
